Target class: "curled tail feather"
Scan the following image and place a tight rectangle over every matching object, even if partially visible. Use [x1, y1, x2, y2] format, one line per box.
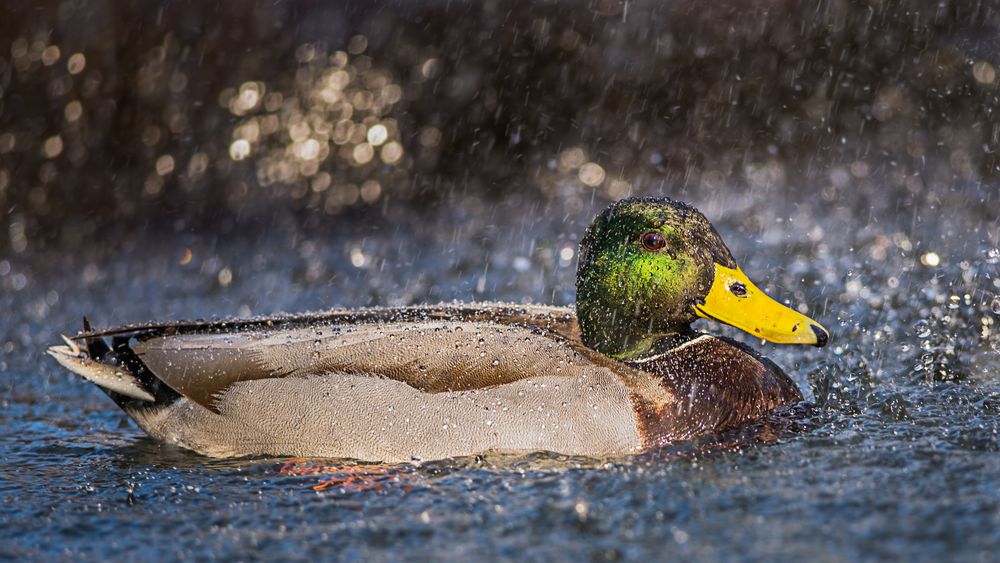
[47, 317, 181, 406]
[47, 336, 156, 402]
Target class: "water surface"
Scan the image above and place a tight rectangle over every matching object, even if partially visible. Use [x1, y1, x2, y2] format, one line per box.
[2, 1, 999, 560]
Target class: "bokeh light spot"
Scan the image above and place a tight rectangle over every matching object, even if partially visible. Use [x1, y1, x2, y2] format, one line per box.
[367, 124, 388, 146]
[559, 147, 586, 170]
[155, 155, 175, 176]
[353, 143, 375, 165]
[41, 45, 60, 66]
[380, 141, 403, 164]
[350, 247, 367, 267]
[229, 139, 252, 161]
[64, 100, 83, 123]
[578, 162, 606, 186]
[972, 61, 996, 85]
[42, 136, 64, 158]
[360, 180, 382, 203]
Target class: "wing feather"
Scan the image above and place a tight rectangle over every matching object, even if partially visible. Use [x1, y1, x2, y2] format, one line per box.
[128, 306, 591, 410]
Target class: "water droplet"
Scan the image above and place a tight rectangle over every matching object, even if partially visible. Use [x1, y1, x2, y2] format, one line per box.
[913, 320, 931, 338]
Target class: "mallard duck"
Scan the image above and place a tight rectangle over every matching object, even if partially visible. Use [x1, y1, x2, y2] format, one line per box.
[48, 197, 828, 462]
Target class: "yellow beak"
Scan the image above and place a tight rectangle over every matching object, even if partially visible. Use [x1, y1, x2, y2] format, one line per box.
[693, 264, 829, 347]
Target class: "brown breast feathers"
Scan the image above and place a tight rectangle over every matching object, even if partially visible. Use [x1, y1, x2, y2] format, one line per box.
[624, 335, 803, 448]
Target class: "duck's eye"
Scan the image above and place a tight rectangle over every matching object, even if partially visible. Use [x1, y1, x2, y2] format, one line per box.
[640, 231, 667, 251]
[729, 282, 748, 297]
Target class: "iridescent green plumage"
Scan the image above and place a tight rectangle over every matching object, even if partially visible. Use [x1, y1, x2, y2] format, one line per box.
[576, 197, 737, 358]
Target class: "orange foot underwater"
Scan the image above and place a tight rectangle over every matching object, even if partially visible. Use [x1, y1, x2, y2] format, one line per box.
[278, 459, 418, 492]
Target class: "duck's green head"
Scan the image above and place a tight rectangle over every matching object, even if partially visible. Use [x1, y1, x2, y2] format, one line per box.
[576, 196, 828, 359]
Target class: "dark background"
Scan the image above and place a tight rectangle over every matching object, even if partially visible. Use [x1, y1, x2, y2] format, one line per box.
[2, 0, 998, 253]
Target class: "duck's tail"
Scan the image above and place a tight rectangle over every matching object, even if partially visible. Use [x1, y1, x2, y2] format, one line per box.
[46, 319, 177, 407]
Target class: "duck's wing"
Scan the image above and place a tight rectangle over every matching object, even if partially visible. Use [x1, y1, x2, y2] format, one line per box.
[70, 303, 580, 342]
[68, 304, 591, 411]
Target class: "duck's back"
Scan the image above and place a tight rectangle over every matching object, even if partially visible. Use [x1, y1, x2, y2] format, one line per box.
[49, 304, 646, 461]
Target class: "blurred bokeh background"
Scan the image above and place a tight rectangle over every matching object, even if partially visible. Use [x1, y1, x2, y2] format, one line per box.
[2, 0, 998, 253]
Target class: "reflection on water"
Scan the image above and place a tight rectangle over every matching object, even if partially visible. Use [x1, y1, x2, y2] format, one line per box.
[1, 0, 999, 560]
